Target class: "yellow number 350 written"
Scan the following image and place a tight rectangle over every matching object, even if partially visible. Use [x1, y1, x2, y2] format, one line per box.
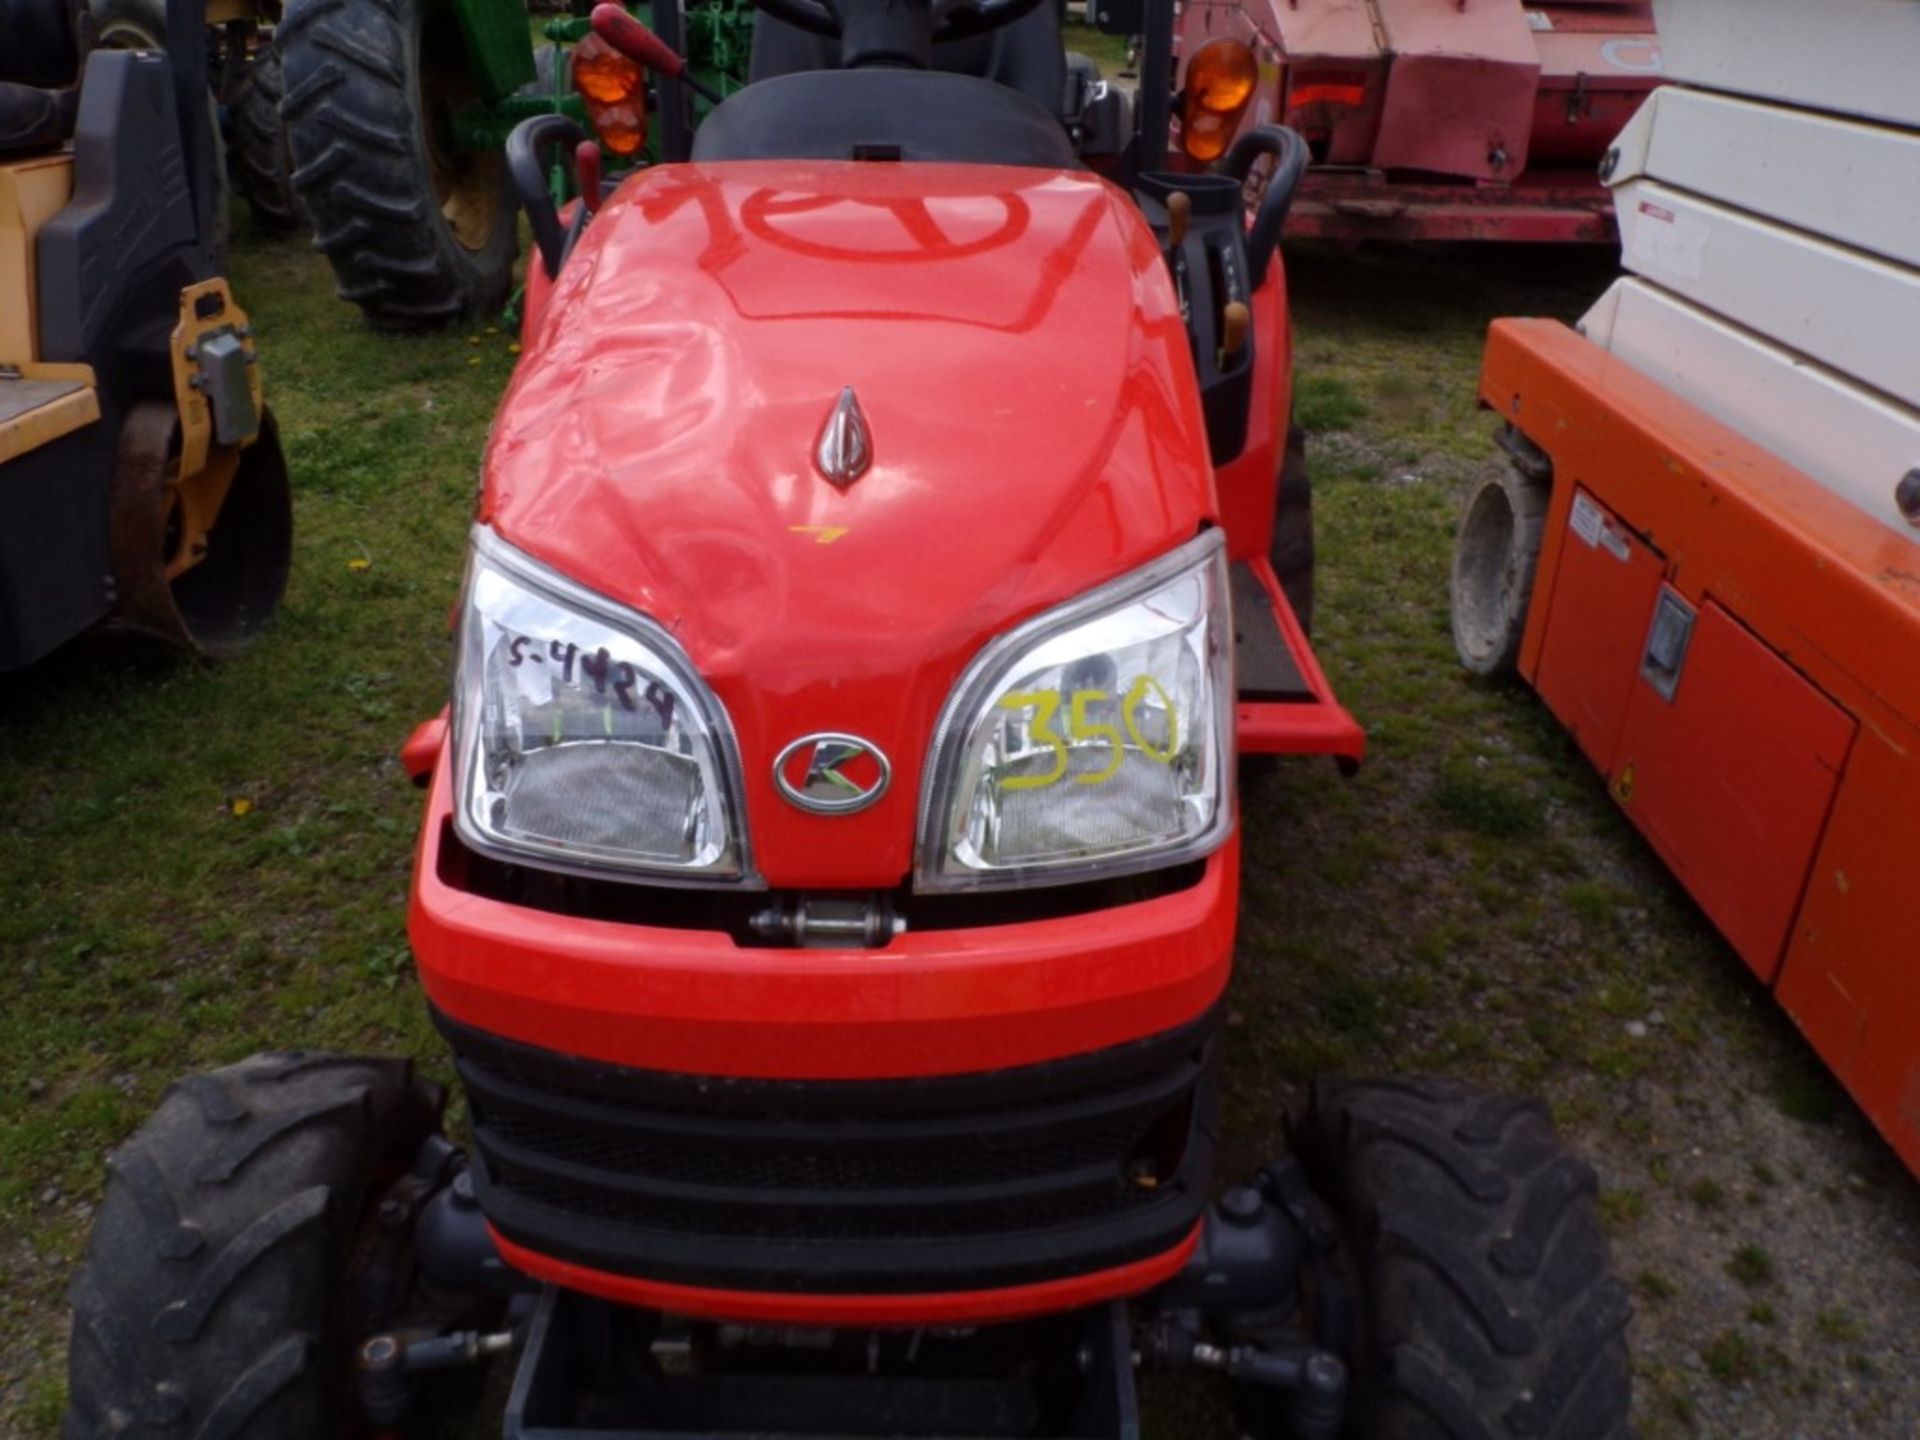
[997, 678, 1179, 790]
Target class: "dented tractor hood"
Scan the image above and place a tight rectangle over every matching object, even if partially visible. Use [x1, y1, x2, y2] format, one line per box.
[481, 161, 1217, 888]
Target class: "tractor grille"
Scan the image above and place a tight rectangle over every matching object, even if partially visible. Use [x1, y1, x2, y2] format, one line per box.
[434, 1007, 1219, 1295]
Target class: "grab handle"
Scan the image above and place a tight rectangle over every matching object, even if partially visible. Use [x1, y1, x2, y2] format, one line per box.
[1223, 125, 1309, 291]
[506, 113, 590, 280]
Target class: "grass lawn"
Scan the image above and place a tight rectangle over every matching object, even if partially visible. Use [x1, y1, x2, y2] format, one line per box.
[2, 224, 1915, 1438]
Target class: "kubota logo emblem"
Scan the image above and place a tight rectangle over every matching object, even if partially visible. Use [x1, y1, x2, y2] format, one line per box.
[773, 733, 891, 815]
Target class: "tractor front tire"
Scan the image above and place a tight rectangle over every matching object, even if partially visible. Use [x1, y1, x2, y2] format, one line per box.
[279, 0, 517, 330]
[229, 44, 307, 234]
[62, 1054, 442, 1440]
[1293, 1078, 1632, 1440]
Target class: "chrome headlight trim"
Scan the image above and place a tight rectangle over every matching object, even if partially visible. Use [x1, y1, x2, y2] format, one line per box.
[915, 529, 1235, 893]
[451, 526, 759, 888]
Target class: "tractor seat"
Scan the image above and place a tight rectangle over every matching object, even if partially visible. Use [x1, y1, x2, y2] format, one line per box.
[747, 4, 1070, 124]
[1, 0, 81, 88]
[0, 0, 82, 154]
[0, 82, 79, 155]
[690, 67, 1077, 168]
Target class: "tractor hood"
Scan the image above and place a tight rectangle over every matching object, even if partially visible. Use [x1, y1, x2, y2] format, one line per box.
[481, 161, 1217, 888]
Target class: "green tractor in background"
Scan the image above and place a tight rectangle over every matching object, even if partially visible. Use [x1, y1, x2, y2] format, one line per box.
[109, 0, 753, 329]
[273, 0, 752, 328]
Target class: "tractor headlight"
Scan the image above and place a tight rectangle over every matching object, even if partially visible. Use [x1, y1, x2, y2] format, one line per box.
[452, 528, 752, 883]
[918, 531, 1233, 892]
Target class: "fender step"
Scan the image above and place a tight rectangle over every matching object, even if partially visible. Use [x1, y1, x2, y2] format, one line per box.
[1231, 558, 1365, 768]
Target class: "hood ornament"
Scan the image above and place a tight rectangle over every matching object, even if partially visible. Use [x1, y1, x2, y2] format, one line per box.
[815, 386, 872, 489]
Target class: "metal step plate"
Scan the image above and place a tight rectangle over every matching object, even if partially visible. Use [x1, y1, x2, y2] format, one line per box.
[1230, 560, 1315, 702]
[0, 375, 85, 426]
[0, 372, 99, 465]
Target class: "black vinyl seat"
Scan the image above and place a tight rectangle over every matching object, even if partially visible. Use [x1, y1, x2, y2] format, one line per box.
[689, 66, 1077, 168]
[747, 4, 1069, 121]
[0, 0, 82, 154]
[0, 83, 77, 155]
[0, 0, 80, 88]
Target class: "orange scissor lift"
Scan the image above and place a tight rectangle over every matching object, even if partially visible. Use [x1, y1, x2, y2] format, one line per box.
[1450, 0, 1920, 1176]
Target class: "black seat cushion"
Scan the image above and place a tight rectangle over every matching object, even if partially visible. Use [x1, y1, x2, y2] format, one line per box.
[0, 81, 78, 154]
[0, 0, 80, 88]
[690, 67, 1076, 168]
[748, 4, 1069, 123]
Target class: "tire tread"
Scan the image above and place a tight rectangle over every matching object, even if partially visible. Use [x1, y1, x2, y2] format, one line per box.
[227, 46, 307, 233]
[1295, 1077, 1633, 1440]
[278, 0, 515, 330]
[63, 1055, 440, 1439]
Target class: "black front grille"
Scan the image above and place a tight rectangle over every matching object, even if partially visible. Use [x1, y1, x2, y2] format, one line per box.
[435, 1007, 1220, 1296]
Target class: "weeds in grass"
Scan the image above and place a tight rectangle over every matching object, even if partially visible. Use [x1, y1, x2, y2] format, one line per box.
[1727, 1244, 1774, 1288]
[1428, 763, 1543, 840]
[1771, 1056, 1839, 1124]
[1814, 1308, 1863, 1345]
[1598, 1188, 1647, 1231]
[1292, 373, 1369, 432]
[20, 1377, 63, 1432]
[1563, 880, 1622, 932]
[1637, 1271, 1678, 1303]
[1702, 1331, 1762, 1384]
[1306, 966, 1395, 1035]
[1685, 1178, 1727, 1211]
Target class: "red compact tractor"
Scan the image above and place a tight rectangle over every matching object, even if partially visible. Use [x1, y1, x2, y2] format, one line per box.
[62, 0, 1632, 1435]
[1166, 0, 1664, 243]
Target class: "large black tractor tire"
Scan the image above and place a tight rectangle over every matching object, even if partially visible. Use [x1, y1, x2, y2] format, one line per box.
[63, 1054, 443, 1440]
[229, 44, 308, 233]
[278, 0, 517, 330]
[1292, 1078, 1633, 1440]
[1272, 420, 1315, 640]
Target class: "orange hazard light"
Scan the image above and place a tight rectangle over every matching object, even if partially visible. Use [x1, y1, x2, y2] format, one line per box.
[1182, 39, 1258, 162]
[572, 33, 648, 155]
[573, 32, 644, 103]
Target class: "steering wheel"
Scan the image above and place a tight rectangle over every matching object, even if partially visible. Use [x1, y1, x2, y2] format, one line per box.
[753, 0, 1046, 47]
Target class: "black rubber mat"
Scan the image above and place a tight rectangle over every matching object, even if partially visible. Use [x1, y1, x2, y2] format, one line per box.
[1231, 561, 1315, 702]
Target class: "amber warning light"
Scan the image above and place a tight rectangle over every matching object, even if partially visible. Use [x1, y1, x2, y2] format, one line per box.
[1181, 40, 1258, 162]
[571, 31, 647, 156]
